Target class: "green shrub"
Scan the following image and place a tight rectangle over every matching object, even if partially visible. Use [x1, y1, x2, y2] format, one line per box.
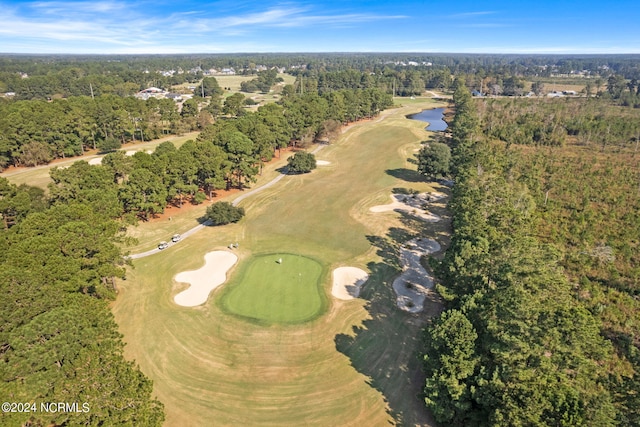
[204, 202, 245, 225]
[287, 151, 316, 174]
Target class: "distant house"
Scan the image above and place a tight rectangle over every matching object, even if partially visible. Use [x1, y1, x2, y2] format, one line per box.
[221, 68, 236, 75]
[165, 93, 183, 101]
[141, 87, 164, 93]
[135, 87, 167, 100]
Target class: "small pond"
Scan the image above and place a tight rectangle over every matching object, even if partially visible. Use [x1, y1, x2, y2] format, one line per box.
[408, 107, 448, 131]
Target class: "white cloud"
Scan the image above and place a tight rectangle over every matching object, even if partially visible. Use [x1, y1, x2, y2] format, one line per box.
[174, 6, 405, 31]
[0, 2, 406, 53]
[28, 1, 131, 15]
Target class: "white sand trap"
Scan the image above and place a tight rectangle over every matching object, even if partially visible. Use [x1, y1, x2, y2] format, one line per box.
[88, 157, 103, 165]
[392, 238, 440, 313]
[316, 160, 331, 166]
[332, 267, 369, 300]
[370, 190, 448, 313]
[125, 150, 137, 156]
[173, 251, 238, 307]
[370, 192, 443, 222]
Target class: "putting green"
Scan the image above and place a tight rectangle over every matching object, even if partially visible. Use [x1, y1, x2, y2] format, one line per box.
[219, 253, 326, 324]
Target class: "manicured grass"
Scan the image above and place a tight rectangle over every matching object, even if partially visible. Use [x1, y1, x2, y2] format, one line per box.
[111, 98, 449, 427]
[219, 253, 325, 324]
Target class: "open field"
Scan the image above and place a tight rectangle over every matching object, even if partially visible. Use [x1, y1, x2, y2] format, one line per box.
[219, 73, 296, 109]
[111, 99, 450, 426]
[1, 132, 198, 190]
[216, 73, 295, 93]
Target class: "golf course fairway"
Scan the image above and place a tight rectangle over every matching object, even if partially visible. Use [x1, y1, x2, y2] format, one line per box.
[111, 98, 448, 426]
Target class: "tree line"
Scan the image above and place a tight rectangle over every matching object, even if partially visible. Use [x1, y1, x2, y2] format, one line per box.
[465, 83, 640, 425]
[8, 87, 390, 224]
[476, 97, 640, 149]
[288, 68, 453, 96]
[6, 53, 639, 104]
[421, 82, 619, 425]
[0, 95, 185, 169]
[0, 177, 165, 426]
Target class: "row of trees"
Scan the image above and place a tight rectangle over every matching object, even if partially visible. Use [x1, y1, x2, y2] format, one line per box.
[39, 87, 389, 222]
[0, 176, 165, 426]
[0, 95, 185, 169]
[288, 68, 453, 96]
[421, 83, 618, 425]
[0, 65, 201, 100]
[3, 54, 640, 103]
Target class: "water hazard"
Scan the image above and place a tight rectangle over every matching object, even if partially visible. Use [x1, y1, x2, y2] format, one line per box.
[408, 107, 448, 131]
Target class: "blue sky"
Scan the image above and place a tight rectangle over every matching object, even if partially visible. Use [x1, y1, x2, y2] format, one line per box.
[1, 0, 639, 54]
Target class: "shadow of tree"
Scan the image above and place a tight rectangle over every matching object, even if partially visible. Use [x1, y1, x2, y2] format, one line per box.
[337, 223, 444, 426]
[335, 261, 438, 426]
[386, 168, 426, 183]
[366, 227, 413, 270]
[335, 173, 452, 425]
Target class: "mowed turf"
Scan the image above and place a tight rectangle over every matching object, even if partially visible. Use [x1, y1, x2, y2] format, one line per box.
[220, 253, 325, 324]
[111, 99, 448, 426]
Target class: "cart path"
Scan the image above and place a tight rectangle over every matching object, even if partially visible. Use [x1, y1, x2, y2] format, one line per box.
[127, 144, 326, 260]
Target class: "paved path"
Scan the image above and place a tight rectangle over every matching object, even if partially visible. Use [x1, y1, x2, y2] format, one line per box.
[127, 144, 327, 260]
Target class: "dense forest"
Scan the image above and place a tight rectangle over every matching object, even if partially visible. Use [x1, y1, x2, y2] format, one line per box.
[421, 82, 640, 425]
[0, 175, 166, 426]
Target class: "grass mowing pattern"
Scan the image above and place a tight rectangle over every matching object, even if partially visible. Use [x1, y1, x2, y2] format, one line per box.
[112, 100, 448, 426]
[220, 253, 325, 324]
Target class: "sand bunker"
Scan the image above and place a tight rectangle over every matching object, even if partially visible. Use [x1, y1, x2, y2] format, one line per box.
[332, 267, 369, 300]
[316, 160, 331, 166]
[173, 251, 238, 307]
[393, 238, 440, 313]
[125, 150, 137, 156]
[369, 190, 448, 312]
[369, 192, 444, 222]
[88, 157, 102, 165]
